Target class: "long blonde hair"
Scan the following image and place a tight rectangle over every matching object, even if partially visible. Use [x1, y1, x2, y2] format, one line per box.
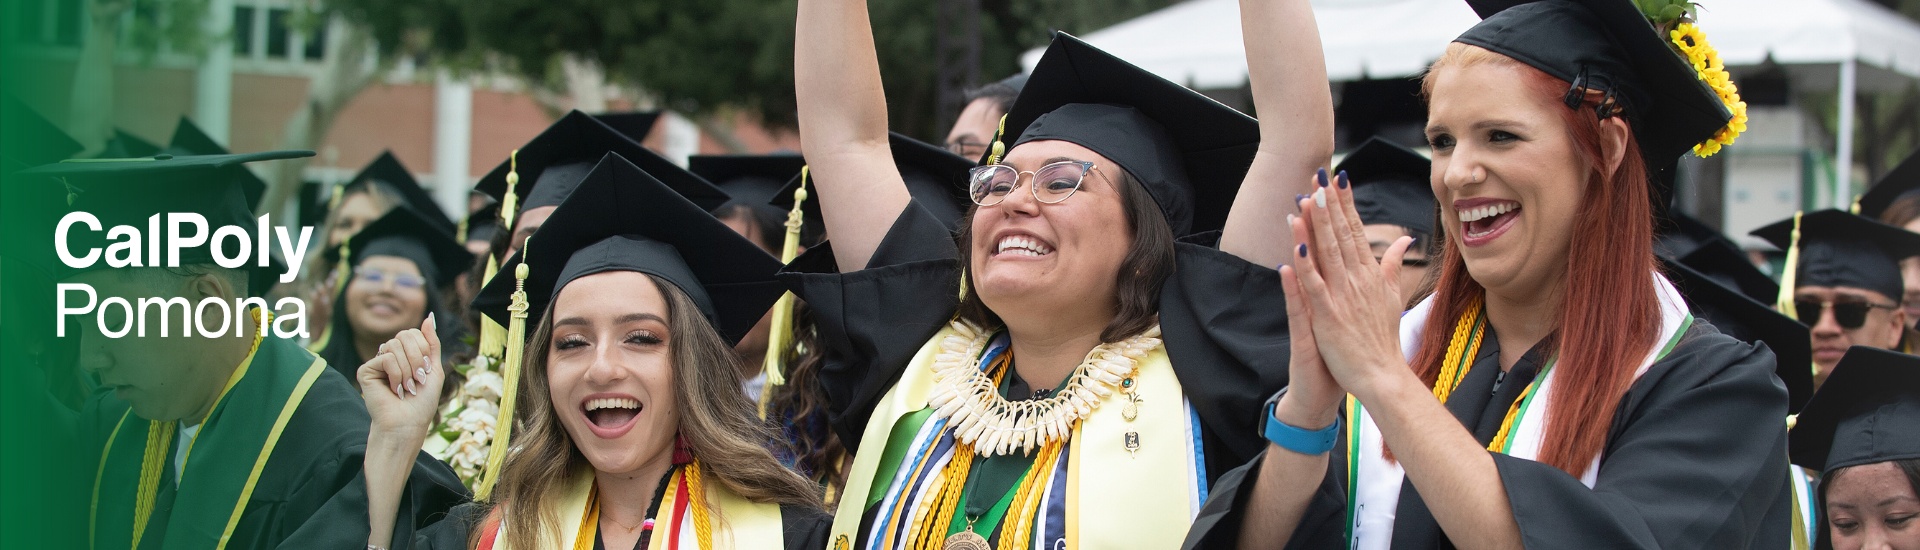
[483, 273, 822, 549]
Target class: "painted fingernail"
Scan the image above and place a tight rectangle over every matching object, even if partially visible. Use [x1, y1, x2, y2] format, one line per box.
[1298, 243, 1308, 257]
[1337, 170, 1350, 189]
[1287, 213, 1297, 226]
[416, 367, 428, 379]
[1313, 188, 1327, 208]
[1317, 168, 1329, 187]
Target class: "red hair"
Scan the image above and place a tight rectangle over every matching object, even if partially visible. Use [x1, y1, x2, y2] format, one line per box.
[1415, 43, 1660, 476]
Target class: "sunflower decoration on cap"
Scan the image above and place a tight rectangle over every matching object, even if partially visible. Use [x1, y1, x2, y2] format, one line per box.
[1640, 0, 1748, 156]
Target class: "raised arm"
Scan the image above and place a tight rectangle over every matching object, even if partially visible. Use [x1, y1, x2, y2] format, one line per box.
[360, 317, 448, 547]
[795, 0, 912, 270]
[1218, 0, 1336, 269]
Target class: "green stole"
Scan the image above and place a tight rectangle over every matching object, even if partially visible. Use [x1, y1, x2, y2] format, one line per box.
[90, 333, 327, 550]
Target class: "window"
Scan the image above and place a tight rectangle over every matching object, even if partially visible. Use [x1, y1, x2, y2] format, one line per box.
[302, 18, 326, 60]
[233, 6, 255, 55]
[265, 8, 289, 58]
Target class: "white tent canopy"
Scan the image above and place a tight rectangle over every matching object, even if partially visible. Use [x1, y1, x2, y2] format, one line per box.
[1026, 0, 1920, 87]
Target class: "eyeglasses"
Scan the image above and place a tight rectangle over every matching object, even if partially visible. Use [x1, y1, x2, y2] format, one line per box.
[946, 139, 989, 159]
[354, 266, 426, 291]
[968, 161, 1099, 207]
[1795, 297, 1897, 329]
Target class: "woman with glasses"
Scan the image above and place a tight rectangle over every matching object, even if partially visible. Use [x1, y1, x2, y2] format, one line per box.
[1750, 209, 1920, 386]
[789, 0, 1332, 544]
[318, 207, 473, 382]
[1187, 0, 1800, 547]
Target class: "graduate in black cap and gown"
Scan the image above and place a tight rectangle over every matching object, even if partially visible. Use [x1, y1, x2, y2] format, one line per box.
[1189, 0, 1796, 548]
[6, 152, 467, 549]
[360, 152, 830, 550]
[305, 151, 455, 351]
[316, 207, 474, 381]
[1788, 346, 1920, 550]
[1337, 137, 1439, 307]
[791, 0, 1335, 540]
[1853, 152, 1920, 331]
[1752, 210, 1920, 385]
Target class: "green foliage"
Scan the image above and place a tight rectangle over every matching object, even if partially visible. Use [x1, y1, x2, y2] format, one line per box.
[121, 0, 212, 61]
[330, 0, 1174, 140]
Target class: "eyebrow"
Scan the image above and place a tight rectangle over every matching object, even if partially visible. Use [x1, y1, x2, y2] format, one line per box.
[552, 312, 667, 329]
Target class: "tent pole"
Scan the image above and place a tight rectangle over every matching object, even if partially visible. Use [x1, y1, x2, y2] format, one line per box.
[1834, 57, 1857, 208]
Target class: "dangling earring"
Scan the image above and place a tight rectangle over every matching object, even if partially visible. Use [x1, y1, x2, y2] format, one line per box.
[673, 433, 695, 465]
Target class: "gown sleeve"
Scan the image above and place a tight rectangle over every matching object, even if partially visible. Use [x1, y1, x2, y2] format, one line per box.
[777, 200, 965, 448]
[1493, 329, 1791, 549]
[1158, 233, 1295, 475]
[412, 501, 492, 550]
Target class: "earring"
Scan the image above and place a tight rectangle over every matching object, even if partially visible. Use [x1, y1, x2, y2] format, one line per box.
[673, 433, 695, 465]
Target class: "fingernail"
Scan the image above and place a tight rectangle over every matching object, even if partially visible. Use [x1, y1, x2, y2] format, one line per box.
[423, 357, 433, 374]
[1298, 243, 1308, 257]
[1287, 213, 1297, 226]
[1317, 168, 1329, 188]
[1313, 188, 1327, 208]
[1337, 170, 1350, 189]
[416, 367, 428, 379]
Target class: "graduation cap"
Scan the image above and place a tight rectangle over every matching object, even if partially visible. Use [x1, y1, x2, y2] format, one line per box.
[1000, 32, 1260, 237]
[770, 132, 975, 244]
[326, 207, 474, 288]
[472, 151, 785, 345]
[1751, 209, 1920, 301]
[1335, 137, 1436, 239]
[595, 111, 662, 143]
[165, 117, 226, 156]
[346, 151, 455, 233]
[1454, 0, 1737, 209]
[1, 96, 83, 170]
[1673, 240, 1778, 306]
[1854, 151, 1920, 222]
[1788, 346, 1920, 473]
[1661, 257, 1813, 413]
[471, 111, 729, 221]
[463, 202, 502, 245]
[689, 153, 806, 215]
[4, 151, 314, 280]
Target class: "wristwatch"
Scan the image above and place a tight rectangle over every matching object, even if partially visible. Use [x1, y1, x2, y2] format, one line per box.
[1261, 388, 1340, 455]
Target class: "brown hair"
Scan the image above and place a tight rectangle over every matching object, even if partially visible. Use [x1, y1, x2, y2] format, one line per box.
[763, 300, 849, 498]
[1877, 192, 1920, 228]
[953, 165, 1176, 342]
[483, 273, 823, 549]
[1412, 43, 1661, 476]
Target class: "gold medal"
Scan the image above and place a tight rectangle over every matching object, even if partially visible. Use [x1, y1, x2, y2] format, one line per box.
[943, 527, 990, 550]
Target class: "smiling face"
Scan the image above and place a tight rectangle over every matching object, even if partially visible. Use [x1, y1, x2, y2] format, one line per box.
[967, 140, 1134, 326]
[344, 255, 430, 342]
[330, 192, 390, 248]
[1425, 59, 1591, 300]
[1824, 461, 1920, 550]
[546, 271, 680, 475]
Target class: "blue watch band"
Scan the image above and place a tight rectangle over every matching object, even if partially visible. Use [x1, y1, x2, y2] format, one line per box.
[1263, 399, 1340, 455]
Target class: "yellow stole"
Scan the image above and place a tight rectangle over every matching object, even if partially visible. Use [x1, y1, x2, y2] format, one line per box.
[828, 324, 1195, 549]
[491, 467, 785, 550]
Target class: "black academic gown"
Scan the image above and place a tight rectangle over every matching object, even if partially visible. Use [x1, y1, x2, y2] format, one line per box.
[777, 200, 1293, 488]
[1182, 321, 1793, 549]
[412, 501, 832, 550]
[82, 335, 470, 549]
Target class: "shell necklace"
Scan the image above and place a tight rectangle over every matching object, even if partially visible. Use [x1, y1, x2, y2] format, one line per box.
[925, 320, 1162, 457]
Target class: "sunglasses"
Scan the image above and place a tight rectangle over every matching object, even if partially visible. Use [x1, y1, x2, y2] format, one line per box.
[1795, 297, 1897, 329]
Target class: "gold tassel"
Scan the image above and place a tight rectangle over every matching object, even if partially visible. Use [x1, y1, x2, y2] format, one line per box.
[757, 167, 812, 418]
[475, 151, 521, 363]
[986, 114, 1008, 166]
[1850, 195, 1863, 215]
[499, 150, 521, 234]
[1776, 211, 1803, 319]
[476, 237, 531, 501]
[306, 241, 352, 353]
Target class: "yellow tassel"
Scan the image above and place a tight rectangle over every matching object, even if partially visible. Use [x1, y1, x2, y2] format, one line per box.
[759, 165, 811, 412]
[477, 254, 506, 361]
[476, 238, 531, 501]
[327, 182, 345, 212]
[500, 150, 522, 233]
[1850, 196, 1863, 216]
[307, 241, 353, 353]
[986, 115, 1008, 166]
[1776, 211, 1803, 320]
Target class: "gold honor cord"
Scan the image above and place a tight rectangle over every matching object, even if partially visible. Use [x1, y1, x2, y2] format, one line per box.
[477, 237, 530, 500]
[757, 167, 812, 418]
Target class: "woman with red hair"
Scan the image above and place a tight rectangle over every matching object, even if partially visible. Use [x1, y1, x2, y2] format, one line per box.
[1183, 0, 1791, 548]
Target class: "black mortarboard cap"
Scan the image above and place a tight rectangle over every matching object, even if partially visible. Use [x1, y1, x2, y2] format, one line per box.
[1003, 32, 1259, 237]
[1751, 209, 1920, 300]
[1855, 151, 1920, 223]
[472, 111, 729, 215]
[1662, 257, 1812, 413]
[465, 202, 502, 245]
[472, 152, 785, 345]
[1455, 0, 1731, 207]
[689, 153, 806, 216]
[770, 132, 975, 244]
[2, 97, 83, 170]
[348, 151, 455, 233]
[328, 207, 474, 288]
[5, 151, 314, 278]
[595, 111, 662, 143]
[165, 117, 226, 157]
[1675, 240, 1778, 306]
[1788, 346, 1920, 472]
[1335, 137, 1435, 239]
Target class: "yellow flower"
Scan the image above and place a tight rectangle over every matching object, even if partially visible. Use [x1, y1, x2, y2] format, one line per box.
[1671, 21, 1747, 157]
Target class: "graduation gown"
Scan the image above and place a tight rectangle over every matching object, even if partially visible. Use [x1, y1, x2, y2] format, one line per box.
[84, 334, 469, 549]
[412, 501, 832, 550]
[1182, 320, 1793, 549]
[778, 201, 1292, 504]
